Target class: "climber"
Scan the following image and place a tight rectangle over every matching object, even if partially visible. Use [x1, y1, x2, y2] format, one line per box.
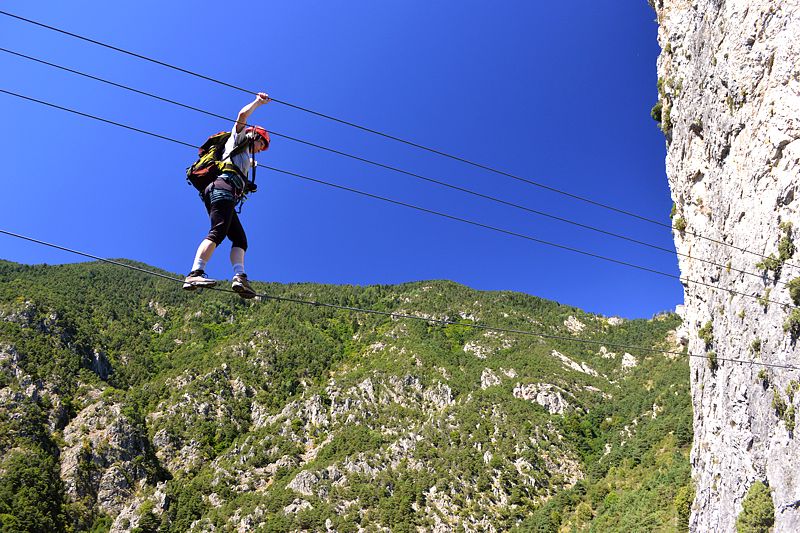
[182, 92, 271, 298]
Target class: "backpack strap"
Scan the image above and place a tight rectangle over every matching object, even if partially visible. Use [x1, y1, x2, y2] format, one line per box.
[218, 133, 252, 182]
[249, 136, 257, 187]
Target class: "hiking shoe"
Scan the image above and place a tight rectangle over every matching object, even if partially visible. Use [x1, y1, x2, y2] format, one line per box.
[231, 273, 257, 299]
[183, 270, 217, 291]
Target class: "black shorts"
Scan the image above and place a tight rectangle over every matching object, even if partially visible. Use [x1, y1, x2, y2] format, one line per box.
[203, 179, 247, 250]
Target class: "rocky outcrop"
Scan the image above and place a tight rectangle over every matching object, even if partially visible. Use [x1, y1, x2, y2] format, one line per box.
[551, 350, 599, 377]
[85, 350, 113, 381]
[464, 331, 515, 359]
[513, 383, 571, 414]
[481, 368, 502, 389]
[60, 394, 162, 515]
[0, 345, 70, 433]
[621, 352, 638, 371]
[564, 315, 586, 334]
[147, 364, 254, 473]
[653, 1, 800, 530]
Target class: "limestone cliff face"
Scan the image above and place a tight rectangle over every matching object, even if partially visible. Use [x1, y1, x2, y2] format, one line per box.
[652, 0, 800, 530]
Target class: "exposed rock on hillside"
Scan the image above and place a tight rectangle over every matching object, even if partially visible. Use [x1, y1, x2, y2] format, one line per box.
[513, 383, 572, 414]
[61, 393, 162, 515]
[653, 1, 800, 529]
[0, 262, 688, 530]
[552, 349, 599, 376]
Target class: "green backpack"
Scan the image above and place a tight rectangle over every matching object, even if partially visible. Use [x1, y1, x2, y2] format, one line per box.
[185, 131, 251, 193]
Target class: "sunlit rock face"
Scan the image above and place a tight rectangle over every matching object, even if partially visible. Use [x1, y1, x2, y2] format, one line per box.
[653, 0, 800, 530]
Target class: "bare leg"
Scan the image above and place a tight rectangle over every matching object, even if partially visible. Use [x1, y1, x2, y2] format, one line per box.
[230, 246, 245, 275]
[191, 239, 217, 272]
[197, 239, 217, 262]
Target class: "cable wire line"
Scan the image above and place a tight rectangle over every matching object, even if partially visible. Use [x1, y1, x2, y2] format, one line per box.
[1, 9, 792, 270]
[0, 46, 781, 287]
[1, 227, 798, 373]
[0, 87, 791, 310]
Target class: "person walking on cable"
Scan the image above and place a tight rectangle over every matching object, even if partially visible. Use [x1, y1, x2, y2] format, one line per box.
[183, 92, 271, 298]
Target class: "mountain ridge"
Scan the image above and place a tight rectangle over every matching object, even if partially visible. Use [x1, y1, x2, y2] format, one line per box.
[0, 259, 691, 532]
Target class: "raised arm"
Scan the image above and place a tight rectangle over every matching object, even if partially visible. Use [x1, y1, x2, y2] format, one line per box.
[234, 92, 270, 133]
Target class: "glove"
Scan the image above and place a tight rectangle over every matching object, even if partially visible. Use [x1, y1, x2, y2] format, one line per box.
[245, 181, 258, 193]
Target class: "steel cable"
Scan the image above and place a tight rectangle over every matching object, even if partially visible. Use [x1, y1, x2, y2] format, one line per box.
[0, 87, 792, 311]
[1, 9, 795, 270]
[2, 227, 798, 372]
[0, 46, 784, 287]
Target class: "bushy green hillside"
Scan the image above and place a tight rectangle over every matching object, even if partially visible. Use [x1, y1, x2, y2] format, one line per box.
[0, 259, 691, 532]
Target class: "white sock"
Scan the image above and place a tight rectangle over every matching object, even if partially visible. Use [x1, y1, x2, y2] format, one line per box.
[233, 263, 245, 276]
[191, 257, 207, 273]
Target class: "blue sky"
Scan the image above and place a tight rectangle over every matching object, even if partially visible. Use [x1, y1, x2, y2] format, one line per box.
[0, 1, 679, 318]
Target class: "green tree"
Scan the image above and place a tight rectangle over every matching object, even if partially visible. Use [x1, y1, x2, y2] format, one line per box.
[0, 446, 68, 532]
[736, 481, 774, 533]
[674, 483, 694, 532]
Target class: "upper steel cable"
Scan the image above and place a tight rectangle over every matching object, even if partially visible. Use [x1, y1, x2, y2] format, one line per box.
[1, 227, 798, 372]
[0, 46, 783, 287]
[1, 9, 795, 270]
[0, 87, 793, 311]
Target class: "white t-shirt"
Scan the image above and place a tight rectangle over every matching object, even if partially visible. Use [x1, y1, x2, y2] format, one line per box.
[221, 126, 253, 181]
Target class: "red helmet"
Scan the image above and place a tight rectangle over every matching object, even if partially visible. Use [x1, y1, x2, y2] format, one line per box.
[245, 126, 270, 150]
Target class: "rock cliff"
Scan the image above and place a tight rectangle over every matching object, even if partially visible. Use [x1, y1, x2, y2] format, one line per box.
[652, 0, 800, 530]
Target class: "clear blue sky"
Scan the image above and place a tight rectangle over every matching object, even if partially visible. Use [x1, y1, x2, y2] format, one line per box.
[0, 1, 679, 319]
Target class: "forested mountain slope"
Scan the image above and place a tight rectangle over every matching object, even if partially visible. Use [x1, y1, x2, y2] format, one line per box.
[0, 260, 690, 532]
